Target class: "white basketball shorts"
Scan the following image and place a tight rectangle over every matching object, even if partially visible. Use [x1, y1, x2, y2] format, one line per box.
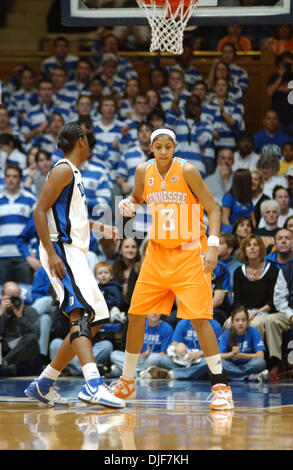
[39, 241, 110, 325]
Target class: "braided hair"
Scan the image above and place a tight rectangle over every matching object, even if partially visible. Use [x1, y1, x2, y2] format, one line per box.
[57, 123, 85, 154]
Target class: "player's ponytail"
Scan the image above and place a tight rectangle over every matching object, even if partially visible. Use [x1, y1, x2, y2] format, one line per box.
[57, 123, 85, 154]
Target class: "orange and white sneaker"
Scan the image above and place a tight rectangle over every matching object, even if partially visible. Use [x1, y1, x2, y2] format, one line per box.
[208, 384, 234, 410]
[110, 376, 136, 400]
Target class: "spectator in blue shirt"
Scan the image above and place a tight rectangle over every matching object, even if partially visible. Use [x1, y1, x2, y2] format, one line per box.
[254, 109, 292, 158]
[222, 168, 256, 230]
[139, 318, 222, 381]
[220, 43, 249, 95]
[206, 77, 244, 151]
[0, 134, 27, 169]
[207, 59, 244, 114]
[110, 313, 174, 377]
[8, 66, 38, 129]
[266, 228, 293, 269]
[30, 267, 55, 363]
[41, 36, 78, 81]
[91, 32, 137, 81]
[218, 232, 241, 290]
[165, 94, 214, 178]
[51, 66, 76, 110]
[21, 79, 69, 145]
[31, 112, 65, 155]
[65, 58, 93, 98]
[219, 306, 267, 382]
[164, 44, 202, 92]
[160, 69, 191, 114]
[0, 164, 36, 285]
[99, 53, 127, 100]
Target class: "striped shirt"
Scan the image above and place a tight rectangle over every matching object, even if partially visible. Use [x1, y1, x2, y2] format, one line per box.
[4, 148, 27, 170]
[53, 89, 76, 110]
[0, 188, 36, 258]
[41, 54, 79, 81]
[8, 88, 39, 127]
[203, 98, 244, 149]
[91, 42, 137, 80]
[117, 144, 148, 187]
[65, 80, 91, 99]
[160, 86, 191, 112]
[99, 73, 126, 98]
[80, 160, 112, 216]
[0, 81, 10, 107]
[229, 63, 249, 95]
[165, 111, 214, 178]
[21, 102, 70, 136]
[92, 118, 125, 184]
[31, 133, 58, 154]
[165, 64, 202, 91]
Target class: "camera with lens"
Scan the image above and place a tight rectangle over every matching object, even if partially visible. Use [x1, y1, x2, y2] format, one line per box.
[9, 296, 22, 308]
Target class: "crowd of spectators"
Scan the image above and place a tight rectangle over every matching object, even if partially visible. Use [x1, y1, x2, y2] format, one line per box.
[0, 26, 293, 383]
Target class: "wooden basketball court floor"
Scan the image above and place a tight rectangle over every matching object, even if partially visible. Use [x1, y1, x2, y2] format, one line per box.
[0, 377, 293, 452]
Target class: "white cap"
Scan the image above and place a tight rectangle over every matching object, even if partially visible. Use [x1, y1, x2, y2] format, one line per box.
[150, 128, 176, 144]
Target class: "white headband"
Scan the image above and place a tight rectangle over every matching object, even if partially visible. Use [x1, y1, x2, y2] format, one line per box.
[150, 128, 176, 144]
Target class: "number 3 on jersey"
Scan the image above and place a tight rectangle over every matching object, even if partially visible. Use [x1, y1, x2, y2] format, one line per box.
[161, 208, 176, 231]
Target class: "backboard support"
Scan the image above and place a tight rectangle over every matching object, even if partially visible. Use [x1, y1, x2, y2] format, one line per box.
[62, 0, 293, 27]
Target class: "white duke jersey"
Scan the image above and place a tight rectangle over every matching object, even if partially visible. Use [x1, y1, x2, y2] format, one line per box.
[46, 158, 90, 253]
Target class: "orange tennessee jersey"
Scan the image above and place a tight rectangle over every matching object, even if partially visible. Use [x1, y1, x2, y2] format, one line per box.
[142, 157, 207, 248]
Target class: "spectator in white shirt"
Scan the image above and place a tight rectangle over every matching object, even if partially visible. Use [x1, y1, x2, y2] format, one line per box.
[233, 131, 260, 171]
[256, 152, 288, 198]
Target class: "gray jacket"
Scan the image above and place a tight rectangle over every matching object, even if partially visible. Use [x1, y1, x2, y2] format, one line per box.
[0, 305, 40, 345]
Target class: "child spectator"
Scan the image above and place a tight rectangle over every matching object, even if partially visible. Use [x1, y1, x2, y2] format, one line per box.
[113, 238, 141, 306]
[278, 142, 293, 176]
[110, 313, 174, 378]
[220, 306, 268, 382]
[94, 261, 125, 323]
[140, 318, 222, 381]
[218, 232, 241, 290]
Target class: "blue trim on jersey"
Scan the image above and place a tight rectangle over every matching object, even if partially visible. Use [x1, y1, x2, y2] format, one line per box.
[53, 241, 95, 316]
[176, 158, 187, 166]
[146, 158, 155, 168]
[52, 175, 74, 244]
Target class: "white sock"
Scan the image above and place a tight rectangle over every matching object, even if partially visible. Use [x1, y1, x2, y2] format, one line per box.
[82, 362, 100, 382]
[40, 365, 61, 382]
[122, 351, 140, 381]
[205, 354, 223, 375]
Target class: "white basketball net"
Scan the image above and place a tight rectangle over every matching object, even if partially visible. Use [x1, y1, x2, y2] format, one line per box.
[136, 0, 198, 55]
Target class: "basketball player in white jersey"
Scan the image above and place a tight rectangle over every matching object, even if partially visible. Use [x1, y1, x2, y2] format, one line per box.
[25, 123, 125, 408]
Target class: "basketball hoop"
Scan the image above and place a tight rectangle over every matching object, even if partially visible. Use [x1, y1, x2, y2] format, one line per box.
[136, 0, 198, 55]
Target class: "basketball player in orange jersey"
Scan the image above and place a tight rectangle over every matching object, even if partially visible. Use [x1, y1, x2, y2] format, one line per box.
[111, 128, 234, 410]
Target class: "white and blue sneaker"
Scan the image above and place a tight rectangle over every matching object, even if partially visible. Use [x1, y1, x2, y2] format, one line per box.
[24, 378, 70, 407]
[78, 377, 125, 409]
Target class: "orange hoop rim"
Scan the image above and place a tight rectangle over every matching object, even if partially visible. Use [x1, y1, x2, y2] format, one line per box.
[141, 0, 197, 7]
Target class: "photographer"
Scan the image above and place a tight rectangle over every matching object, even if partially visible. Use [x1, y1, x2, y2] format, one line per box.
[267, 52, 293, 137]
[0, 282, 40, 376]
